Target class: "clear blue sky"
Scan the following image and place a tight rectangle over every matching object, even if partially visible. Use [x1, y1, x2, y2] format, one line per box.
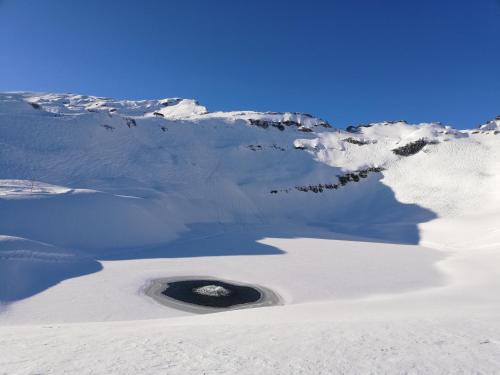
[1, 0, 499, 129]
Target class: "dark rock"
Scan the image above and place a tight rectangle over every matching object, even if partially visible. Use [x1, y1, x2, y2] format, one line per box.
[392, 139, 435, 156]
[161, 99, 182, 107]
[271, 144, 285, 151]
[338, 175, 349, 186]
[248, 117, 330, 131]
[248, 119, 269, 129]
[282, 120, 301, 127]
[386, 120, 408, 124]
[125, 117, 137, 128]
[346, 120, 407, 133]
[247, 145, 263, 151]
[298, 126, 313, 133]
[282, 167, 384, 195]
[346, 124, 372, 133]
[272, 123, 285, 131]
[359, 170, 368, 178]
[343, 137, 370, 146]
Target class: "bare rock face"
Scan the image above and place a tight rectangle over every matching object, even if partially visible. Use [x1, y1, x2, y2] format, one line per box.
[343, 137, 371, 146]
[392, 139, 437, 157]
[346, 121, 408, 134]
[247, 115, 330, 132]
[271, 167, 384, 194]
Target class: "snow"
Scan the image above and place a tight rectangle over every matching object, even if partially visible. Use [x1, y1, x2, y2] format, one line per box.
[0, 235, 100, 303]
[477, 116, 500, 133]
[0, 227, 445, 324]
[1, 92, 500, 373]
[0, 179, 74, 197]
[2, 313, 499, 374]
[193, 285, 232, 297]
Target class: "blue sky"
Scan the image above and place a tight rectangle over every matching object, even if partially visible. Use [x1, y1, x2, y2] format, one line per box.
[1, 0, 499, 129]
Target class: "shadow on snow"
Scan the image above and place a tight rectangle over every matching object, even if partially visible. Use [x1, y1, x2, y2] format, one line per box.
[0, 175, 437, 302]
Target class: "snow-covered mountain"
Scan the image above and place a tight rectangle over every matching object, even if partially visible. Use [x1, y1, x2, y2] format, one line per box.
[1, 91, 499, 299]
[1, 92, 500, 374]
[1, 93, 497, 252]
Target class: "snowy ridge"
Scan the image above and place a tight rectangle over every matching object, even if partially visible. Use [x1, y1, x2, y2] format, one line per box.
[476, 115, 500, 133]
[0, 235, 100, 302]
[9, 92, 208, 119]
[0, 235, 85, 263]
[294, 121, 467, 171]
[3, 92, 331, 130]
[0, 179, 75, 198]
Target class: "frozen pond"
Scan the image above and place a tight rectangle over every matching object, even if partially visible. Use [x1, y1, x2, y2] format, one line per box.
[145, 277, 281, 313]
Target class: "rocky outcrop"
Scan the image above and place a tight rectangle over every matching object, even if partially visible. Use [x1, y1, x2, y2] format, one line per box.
[346, 124, 372, 133]
[475, 116, 500, 134]
[29, 102, 41, 110]
[270, 167, 384, 194]
[160, 98, 182, 107]
[248, 117, 330, 132]
[125, 118, 137, 128]
[343, 137, 371, 146]
[247, 144, 285, 151]
[392, 139, 437, 156]
[346, 121, 408, 134]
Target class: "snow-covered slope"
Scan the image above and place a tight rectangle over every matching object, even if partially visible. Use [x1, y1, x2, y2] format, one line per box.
[295, 120, 500, 249]
[1, 92, 500, 374]
[1, 91, 499, 301]
[475, 115, 500, 134]
[0, 234, 100, 302]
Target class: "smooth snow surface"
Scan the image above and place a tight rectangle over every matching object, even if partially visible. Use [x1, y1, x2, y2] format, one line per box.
[1, 92, 500, 374]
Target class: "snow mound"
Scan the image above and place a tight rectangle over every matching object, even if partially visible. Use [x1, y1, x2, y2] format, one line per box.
[0, 179, 185, 250]
[476, 116, 500, 134]
[0, 235, 79, 261]
[0, 179, 74, 198]
[193, 285, 232, 297]
[0, 235, 101, 301]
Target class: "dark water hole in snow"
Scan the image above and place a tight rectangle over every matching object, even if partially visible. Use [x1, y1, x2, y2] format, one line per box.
[162, 279, 261, 308]
[145, 277, 281, 313]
